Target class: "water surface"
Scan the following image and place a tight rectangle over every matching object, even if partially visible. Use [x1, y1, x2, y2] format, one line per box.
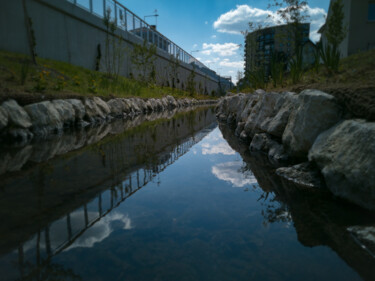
[0, 107, 374, 281]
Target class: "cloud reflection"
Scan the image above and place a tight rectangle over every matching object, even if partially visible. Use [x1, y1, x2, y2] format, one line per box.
[212, 161, 257, 187]
[201, 130, 236, 155]
[202, 142, 235, 155]
[22, 211, 133, 254]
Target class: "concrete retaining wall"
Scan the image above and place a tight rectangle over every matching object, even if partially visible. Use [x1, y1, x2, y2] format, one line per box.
[0, 0, 222, 95]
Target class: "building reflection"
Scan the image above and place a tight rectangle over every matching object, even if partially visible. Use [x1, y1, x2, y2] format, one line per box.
[0, 108, 216, 281]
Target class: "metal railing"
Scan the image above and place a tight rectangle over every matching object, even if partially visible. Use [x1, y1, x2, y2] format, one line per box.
[67, 0, 211, 71]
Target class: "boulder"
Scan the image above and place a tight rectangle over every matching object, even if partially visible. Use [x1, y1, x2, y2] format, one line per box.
[309, 119, 375, 210]
[282, 89, 342, 159]
[244, 92, 281, 137]
[166, 95, 178, 109]
[93, 97, 111, 116]
[52, 100, 75, 126]
[250, 133, 276, 153]
[24, 101, 63, 135]
[2, 100, 32, 129]
[66, 99, 85, 120]
[0, 106, 8, 130]
[239, 94, 260, 123]
[84, 98, 106, 122]
[268, 142, 289, 164]
[262, 92, 298, 138]
[145, 99, 155, 112]
[276, 162, 325, 188]
[107, 98, 126, 117]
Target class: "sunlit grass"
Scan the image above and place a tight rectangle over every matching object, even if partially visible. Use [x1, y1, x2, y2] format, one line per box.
[0, 49, 216, 101]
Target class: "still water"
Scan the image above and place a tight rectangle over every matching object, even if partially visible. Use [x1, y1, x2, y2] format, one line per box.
[0, 107, 374, 281]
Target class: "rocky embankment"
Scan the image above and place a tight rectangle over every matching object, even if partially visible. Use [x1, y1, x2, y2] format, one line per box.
[216, 89, 375, 210]
[0, 96, 216, 145]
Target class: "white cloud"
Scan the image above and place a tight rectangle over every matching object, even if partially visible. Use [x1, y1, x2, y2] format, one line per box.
[193, 43, 198, 49]
[213, 5, 276, 35]
[212, 161, 257, 187]
[202, 42, 240, 56]
[211, 35, 217, 39]
[213, 4, 326, 42]
[219, 58, 245, 68]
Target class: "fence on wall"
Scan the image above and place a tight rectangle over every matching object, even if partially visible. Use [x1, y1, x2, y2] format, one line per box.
[67, 0, 210, 70]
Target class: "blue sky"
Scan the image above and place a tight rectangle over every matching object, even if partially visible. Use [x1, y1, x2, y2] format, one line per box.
[117, 0, 329, 82]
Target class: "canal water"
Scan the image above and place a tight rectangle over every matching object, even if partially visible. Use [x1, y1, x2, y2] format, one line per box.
[0, 107, 374, 281]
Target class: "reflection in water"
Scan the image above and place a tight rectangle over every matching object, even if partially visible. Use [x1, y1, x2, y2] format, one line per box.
[211, 161, 257, 188]
[219, 123, 375, 281]
[0, 107, 217, 281]
[1, 108, 375, 281]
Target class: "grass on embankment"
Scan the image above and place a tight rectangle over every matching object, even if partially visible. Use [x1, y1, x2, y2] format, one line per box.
[0, 49, 216, 106]
[239, 49, 375, 121]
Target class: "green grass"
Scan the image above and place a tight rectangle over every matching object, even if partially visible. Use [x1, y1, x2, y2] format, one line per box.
[237, 48, 375, 94]
[0, 49, 216, 103]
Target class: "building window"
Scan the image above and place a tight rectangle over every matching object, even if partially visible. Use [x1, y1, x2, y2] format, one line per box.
[369, 3, 375, 21]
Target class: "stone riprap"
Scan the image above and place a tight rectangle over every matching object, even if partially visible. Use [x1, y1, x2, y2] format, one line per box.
[216, 89, 375, 210]
[0, 96, 216, 145]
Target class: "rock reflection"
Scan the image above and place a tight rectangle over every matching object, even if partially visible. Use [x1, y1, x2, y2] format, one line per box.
[219, 122, 375, 281]
[0, 107, 216, 281]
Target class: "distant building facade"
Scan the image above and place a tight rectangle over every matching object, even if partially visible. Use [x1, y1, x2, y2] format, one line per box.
[319, 0, 375, 57]
[244, 23, 311, 76]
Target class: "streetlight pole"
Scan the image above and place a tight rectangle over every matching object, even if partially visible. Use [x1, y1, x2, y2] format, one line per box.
[144, 9, 159, 28]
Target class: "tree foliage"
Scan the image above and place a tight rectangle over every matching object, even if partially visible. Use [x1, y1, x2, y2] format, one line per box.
[130, 40, 157, 83]
[325, 0, 347, 48]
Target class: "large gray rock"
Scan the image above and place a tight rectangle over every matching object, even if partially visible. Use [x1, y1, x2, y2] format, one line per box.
[84, 98, 106, 122]
[2, 100, 32, 129]
[244, 92, 281, 137]
[282, 89, 342, 159]
[239, 94, 260, 123]
[166, 95, 178, 109]
[107, 98, 127, 117]
[52, 100, 75, 126]
[0, 106, 8, 130]
[24, 101, 63, 135]
[309, 119, 375, 210]
[276, 162, 325, 188]
[262, 92, 298, 138]
[93, 97, 111, 116]
[66, 99, 85, 120]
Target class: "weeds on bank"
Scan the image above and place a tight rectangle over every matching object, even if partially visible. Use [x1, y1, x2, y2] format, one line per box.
[0, 49, 215, 101]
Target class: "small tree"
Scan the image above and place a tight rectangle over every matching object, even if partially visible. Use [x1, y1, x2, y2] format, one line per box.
[186, 66, 196, 96]
[168, 54, 180, 89]
[325, 0, 347, 49]
[103, 8, 126, 80]
[319, 0, 347, 73]
[268, 0, 310, 83]
[131, 40, 157, 83]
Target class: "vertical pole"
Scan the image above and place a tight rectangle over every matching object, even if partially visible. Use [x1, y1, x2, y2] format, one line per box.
[132, 14, 135, 33]
[89, 0, 93, 13]
[45, 226, 52, 256]
[84, 204, 89, 226]
[114, 1, 118, 25]
[103, 0, 106, 18]
[67, 214, 72, 240]
[99, 193, 103, 216]
[124, 9, 127, 31]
